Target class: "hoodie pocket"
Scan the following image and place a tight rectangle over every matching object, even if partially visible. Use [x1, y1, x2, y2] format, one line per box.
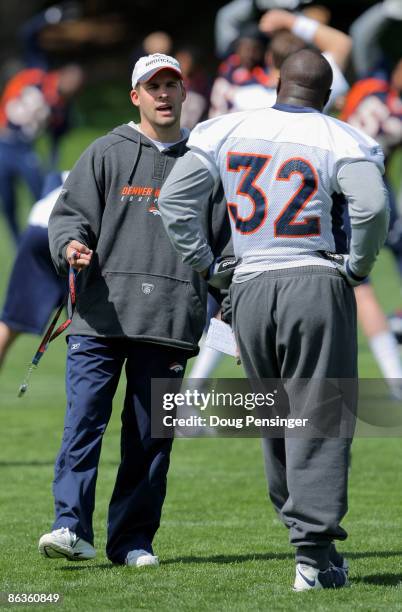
[102, 271, 205, 344]
[76, 276, 110, 316]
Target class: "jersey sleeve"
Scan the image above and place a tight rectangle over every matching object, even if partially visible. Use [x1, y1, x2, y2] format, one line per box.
[331, 119, 385, 191]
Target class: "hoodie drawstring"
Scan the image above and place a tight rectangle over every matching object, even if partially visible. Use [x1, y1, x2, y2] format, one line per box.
[127, 138, 141, 185]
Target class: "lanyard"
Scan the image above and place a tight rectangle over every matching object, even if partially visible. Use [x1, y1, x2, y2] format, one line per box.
[18, 266, 77, 397]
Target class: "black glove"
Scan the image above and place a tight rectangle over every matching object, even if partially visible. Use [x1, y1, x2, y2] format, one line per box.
[205, 256, 237, 289]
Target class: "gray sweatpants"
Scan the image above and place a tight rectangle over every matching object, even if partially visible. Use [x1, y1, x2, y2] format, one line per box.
[231, 266, 357, 569]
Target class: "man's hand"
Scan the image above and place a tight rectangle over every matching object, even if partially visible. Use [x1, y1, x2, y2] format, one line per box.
[259, 9, 295, 35]
[201, 256, 237, 290]
[324, 252, 367, 287]
[66, 240, 93, 271]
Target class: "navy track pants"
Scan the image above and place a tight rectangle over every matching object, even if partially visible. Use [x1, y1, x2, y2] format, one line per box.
[52, 335, 187, 564]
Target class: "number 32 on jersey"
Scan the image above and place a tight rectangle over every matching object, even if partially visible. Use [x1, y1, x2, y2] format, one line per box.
[226, 152, 320, 237]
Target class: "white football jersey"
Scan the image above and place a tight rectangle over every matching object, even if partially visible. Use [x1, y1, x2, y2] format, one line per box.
[187, 104, 384, 275]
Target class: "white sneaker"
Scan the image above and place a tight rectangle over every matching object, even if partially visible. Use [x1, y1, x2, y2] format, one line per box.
[125, 549, 159, 567]
[293, 562, 349, 591]
[38, 527, 96, 560]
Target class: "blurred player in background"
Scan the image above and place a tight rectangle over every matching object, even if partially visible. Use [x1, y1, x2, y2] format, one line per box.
[0, 4, 84, 245]
[175, 46, 211, 129]
[0, 172, 68, 369]
[212, 1, 348, 114]
[18, 3, 84, 170]
[214, 0, 313, 59]
[347, 0, 402, 262]
[0, 63, 83, 245]
[259, 8, 351, 110]
[158, 49, 389, 590]
[342, 1, 402, 390]
[350, 0, 402, 83]
[209, 23, 271, 117]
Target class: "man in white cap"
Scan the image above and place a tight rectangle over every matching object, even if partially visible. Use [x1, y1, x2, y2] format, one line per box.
[37, 54, 231, 567]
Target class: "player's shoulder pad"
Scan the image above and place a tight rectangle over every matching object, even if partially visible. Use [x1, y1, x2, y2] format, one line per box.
[188, 111, 252, 149]
[325, 114, 385, 169]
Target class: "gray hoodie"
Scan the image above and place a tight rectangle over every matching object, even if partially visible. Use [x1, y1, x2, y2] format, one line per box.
[48, 124, 230, 355]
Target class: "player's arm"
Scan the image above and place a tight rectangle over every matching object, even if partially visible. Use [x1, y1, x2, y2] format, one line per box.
[158, 151, 216, 274]
[338, 160, 389, 282]
[48, 144, 104, 275]
[214, 0, 254, 58]
[208, 181, 233, 265]
[260, 9, 352, 71]
[350, 1, 402, 78]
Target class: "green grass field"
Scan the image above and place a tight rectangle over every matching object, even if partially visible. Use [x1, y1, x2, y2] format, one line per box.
[1, 117, 402, 611]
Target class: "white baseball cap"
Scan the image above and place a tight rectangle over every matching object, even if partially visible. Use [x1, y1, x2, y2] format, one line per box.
[131, 53, 182, 88]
